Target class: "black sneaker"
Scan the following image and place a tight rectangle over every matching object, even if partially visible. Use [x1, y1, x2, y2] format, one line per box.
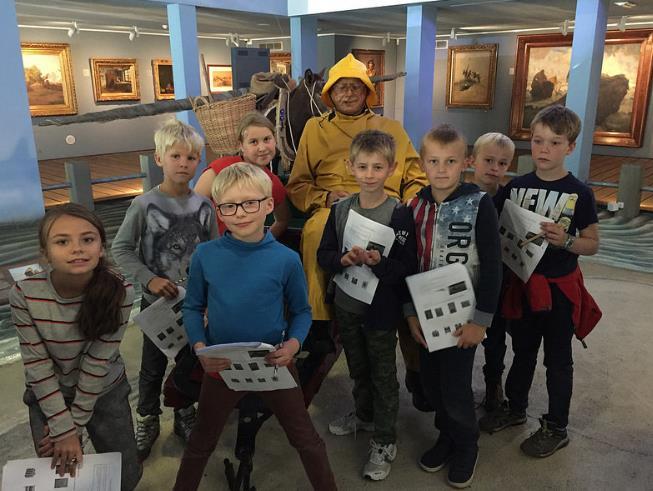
[478, 401, 527, 434]
[174, 405, 197, 442]
[447, 446, 478, 489]
[520, 418, 569, 458]
[419, 434, 453, 472]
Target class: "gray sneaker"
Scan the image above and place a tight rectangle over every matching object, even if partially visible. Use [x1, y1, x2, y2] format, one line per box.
[328, 412, 374, 436]
[136, 414, 160, 462]
[478, 402, 527, 434]
[174, 405, 197, 442]
[363, 440, 397, 481]
[520, 418, 569, 458]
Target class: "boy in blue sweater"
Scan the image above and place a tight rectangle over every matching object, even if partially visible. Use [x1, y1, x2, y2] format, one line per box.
[173, 163, 336, 491]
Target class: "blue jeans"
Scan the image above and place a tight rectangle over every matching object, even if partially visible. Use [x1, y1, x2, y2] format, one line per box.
[24, 377, 142, 491]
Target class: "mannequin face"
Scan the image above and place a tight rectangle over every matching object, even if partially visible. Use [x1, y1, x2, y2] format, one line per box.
[329, 77, 367, 115]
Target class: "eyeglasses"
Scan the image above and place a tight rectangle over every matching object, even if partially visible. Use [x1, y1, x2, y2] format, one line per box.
[331, 82, 366, 96]
[216, 197, 269, 216]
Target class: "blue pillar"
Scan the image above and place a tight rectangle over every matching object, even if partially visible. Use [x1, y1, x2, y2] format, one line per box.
[565, 0, 608, 181]
[0, 0, 44, 222]
[290, 16, 318, 78]
[167, 3, 204, 181]
[403, 4, 437, 148]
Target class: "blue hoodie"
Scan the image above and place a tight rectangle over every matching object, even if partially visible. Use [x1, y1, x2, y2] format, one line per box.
[183, 231, 312, 347]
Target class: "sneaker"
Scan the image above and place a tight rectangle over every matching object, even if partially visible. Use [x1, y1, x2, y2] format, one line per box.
[478, 401, 527, 434]
[136, 414, 160, 462]
[362, 440, 397, 481]
[482, 380, 504, 413]
[419, 434, 453, 472]
[447, 446, 478, 489]
[328, 412, 374, 436]
[174, 405, 197, 442]
[520, 418, 569, 458]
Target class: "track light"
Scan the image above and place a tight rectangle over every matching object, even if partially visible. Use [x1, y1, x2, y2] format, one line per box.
[561, 19, 570, 36]
[618, 15, 628, 31]
[128, 26, 139, 41]
[450, 27, 457, 40]
[67, 21, 78, 38]
[225, 33, 240, 47]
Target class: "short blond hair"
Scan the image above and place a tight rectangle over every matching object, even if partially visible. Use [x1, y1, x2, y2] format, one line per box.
[350, 130, 396, 166]
[420, 124, 467, 160]
[472, 132, 515, 158]
[154, 119, 204, 157]
[211, 162, 272, 203]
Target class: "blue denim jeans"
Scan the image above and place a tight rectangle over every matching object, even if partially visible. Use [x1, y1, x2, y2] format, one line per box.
[24, 377, 142, 491]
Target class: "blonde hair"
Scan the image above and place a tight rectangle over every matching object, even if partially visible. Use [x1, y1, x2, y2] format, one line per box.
[237, 112, 275, 143]
[211, 162, 272, 203]
[472, 132, 515, 158]
[154, 119, 204, 157]
[350, 130, 396, 166]
[530, 105, 581, 143]
[420, 124, 467, 160]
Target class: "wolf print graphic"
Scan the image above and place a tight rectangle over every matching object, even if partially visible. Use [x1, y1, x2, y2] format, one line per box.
[142, 202, 213, 282]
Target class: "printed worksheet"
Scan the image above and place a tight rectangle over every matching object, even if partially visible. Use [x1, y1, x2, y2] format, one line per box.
[133, 287, 188, 358]
[196, 342, 297, 391]
[406, 263, 477, 352]
[8, 263, 45, 282]
[499, 200, 553, 282]
[332, 209, 396, 304]
[2, 452, 121, 491]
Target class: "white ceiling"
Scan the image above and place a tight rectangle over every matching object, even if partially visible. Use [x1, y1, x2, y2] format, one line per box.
[15, 0, 653, 40]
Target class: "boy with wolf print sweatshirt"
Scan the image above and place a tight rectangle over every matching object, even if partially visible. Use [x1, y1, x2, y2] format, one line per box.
[112, 119, 218, 461]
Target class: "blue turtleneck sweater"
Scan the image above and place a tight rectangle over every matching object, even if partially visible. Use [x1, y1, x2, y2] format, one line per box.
[183, 231, 312, 347]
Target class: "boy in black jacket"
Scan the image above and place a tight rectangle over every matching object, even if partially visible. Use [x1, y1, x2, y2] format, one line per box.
[406, 125, 502, 488]
[317, 130, 417, 481]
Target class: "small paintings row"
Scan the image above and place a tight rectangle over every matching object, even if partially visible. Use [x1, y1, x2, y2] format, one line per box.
[21, 42, 234, 116]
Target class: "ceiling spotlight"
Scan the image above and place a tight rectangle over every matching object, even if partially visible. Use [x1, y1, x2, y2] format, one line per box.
[128, 26, 139, 41]
[618, 15, 628, 31]
[381, 32, 391, 47]
[614, 1, 637, 8]
[67, 21, 78, 38]
[225, 33, 240, 47]
[561, 19, 570, 36]
[161, 24, 168, 30]
[450, 27, 457, 40]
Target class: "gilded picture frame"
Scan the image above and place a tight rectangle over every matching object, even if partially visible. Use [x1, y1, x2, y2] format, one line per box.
[90, 58, 140, 102]
[152, 59, 175, 101]
[509, 30, 653, 147]
[22, 42, 78, 117]
[352, 49, 385, 108]
[207, 64, 233, 93]
[446, 44, 498, 110]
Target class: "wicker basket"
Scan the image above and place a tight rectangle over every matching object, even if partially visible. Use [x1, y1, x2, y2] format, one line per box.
[191, 93, 257, 155]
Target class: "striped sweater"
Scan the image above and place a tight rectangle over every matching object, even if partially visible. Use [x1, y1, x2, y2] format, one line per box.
[10, 271, 134, 442]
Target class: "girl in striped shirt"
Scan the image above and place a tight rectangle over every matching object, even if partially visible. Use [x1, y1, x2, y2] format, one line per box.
[10, 203, 141, 490]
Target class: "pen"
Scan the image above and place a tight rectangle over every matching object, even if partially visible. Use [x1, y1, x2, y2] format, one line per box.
[518, 232, 546, 248]
[274, 329, 286, 377]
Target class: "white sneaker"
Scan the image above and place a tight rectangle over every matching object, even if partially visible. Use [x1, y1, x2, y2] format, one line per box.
[363, 439, 397, 481]
[328, 412, 375, 436]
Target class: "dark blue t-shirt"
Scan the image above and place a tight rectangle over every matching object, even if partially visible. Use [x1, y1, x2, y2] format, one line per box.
[496, 172, 598, 278]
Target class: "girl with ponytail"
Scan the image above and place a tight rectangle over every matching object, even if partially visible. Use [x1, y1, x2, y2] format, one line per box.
[10, 203, 141, 490]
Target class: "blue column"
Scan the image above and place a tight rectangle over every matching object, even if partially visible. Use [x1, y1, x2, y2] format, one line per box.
[290, 16, 318, 78]
[565, 0, 608, 181]
[403, 4, 437, 148]
[0, 0, 44, 222]
[167, 3, 204, 181]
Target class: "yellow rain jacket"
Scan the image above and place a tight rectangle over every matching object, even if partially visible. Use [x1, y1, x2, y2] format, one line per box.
[286, 110, 426, 321]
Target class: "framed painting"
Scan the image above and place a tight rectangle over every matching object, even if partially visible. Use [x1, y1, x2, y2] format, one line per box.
[207, 65, 233, 93]
[352, 49, 385, 107]
[22, 42, 77, 117]
[90, 58, 140, 102]
[446, 44, 498, 109]
[270, 52, 292, 77]
[152, 59, 175, 100]
[510, 30, 653, 147]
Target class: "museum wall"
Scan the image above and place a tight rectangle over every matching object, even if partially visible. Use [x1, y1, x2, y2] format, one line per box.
[394, 33, 653, 159]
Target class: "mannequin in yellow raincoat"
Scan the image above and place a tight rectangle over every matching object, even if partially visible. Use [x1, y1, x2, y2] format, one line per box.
[286, 54, 431, 410]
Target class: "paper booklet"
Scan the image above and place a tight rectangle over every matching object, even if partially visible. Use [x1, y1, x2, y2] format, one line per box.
[406, 263, 477, 353]
[332, 209, 396, 304]
[133, 287, 188, 359]
[2, 452, 121, 491]
[195, 342, 297, 391]
[498, 200, 554, 283]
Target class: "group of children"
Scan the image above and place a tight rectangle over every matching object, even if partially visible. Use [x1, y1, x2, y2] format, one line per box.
[10, 103, 599, 490]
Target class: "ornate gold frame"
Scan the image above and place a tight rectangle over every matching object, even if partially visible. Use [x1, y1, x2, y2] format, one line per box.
[90, 57, 140, 102]
[152, 59, 175, 101]
[446, 43, 498, 110]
